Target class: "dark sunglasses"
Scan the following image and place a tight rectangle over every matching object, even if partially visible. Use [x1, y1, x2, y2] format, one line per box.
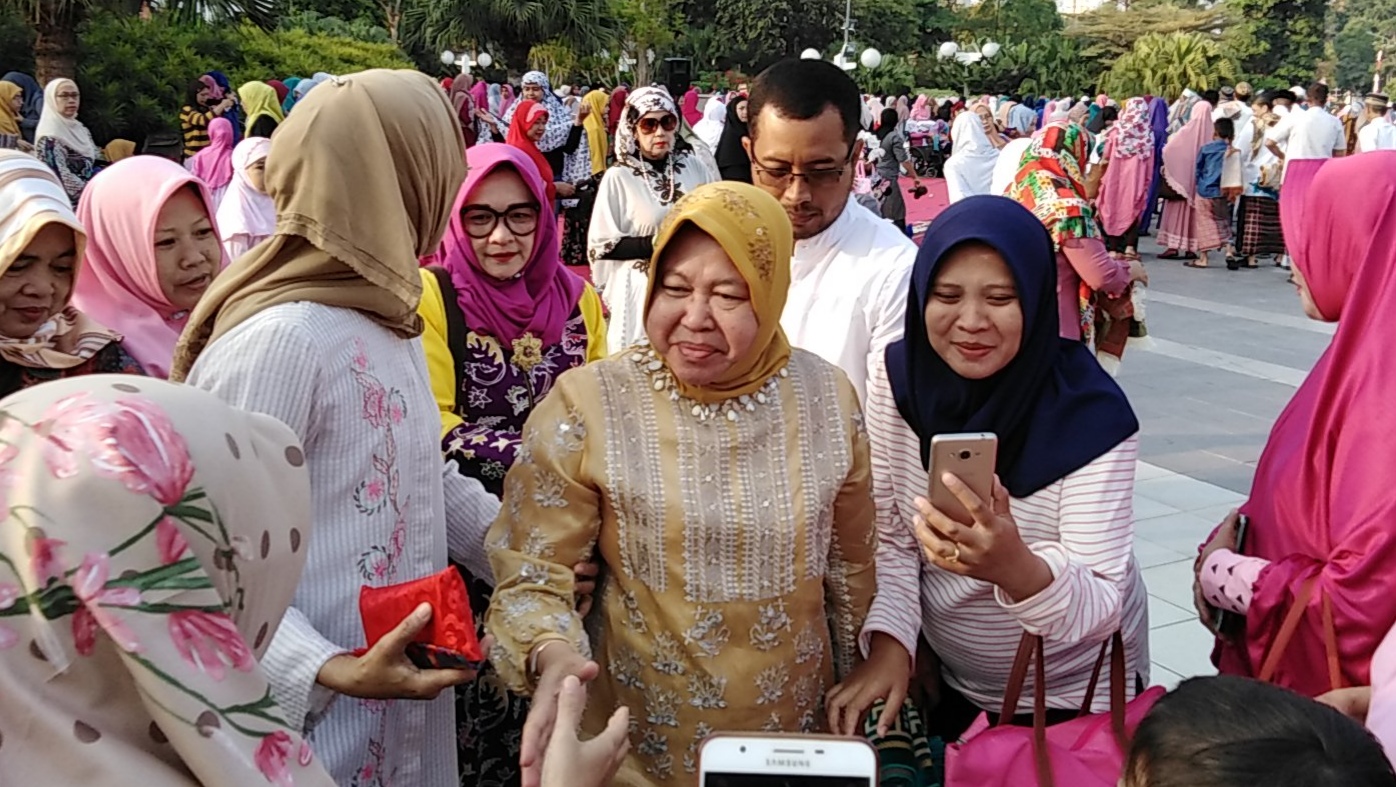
[637, 114, 679, 134]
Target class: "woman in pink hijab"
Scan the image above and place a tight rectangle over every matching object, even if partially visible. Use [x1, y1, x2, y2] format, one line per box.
[72, 156, 227, 378]
[183, 116, 234, 208]
[1156, 100, 1225, 264]
[1096, 97, 1156, 260]
[681, 85, 702, 126]
[1194, 153, 1396, 699]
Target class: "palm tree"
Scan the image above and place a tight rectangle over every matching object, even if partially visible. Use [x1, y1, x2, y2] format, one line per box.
[1101, 32, 1236, 98]
[3, 0, 276, 82]
[404, 0, 620, 75]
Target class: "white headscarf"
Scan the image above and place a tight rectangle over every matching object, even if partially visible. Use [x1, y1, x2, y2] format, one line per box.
[693, 97, 726, 151]
[215, 137, 276, 248]
[35, 78, 97, 159]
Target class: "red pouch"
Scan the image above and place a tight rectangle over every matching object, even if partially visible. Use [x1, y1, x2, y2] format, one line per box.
[357, 567, 483, 668]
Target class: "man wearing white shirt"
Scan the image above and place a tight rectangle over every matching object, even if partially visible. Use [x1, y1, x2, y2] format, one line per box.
[1359, 93, 1396, 152]
[743, 59, 916, 403]
[1266, 82, 1346, 165]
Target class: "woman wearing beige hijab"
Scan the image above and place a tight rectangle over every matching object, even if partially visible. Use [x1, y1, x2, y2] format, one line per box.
[172, 69, 501, 787]
[0, 375, 334, 787]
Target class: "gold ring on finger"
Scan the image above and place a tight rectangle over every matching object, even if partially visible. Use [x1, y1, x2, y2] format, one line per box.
[945, 544, 961, 564]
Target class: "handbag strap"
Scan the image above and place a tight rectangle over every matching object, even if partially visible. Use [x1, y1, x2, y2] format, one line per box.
[427, 266, 469, 416]
[1257, 574, 1341, 691]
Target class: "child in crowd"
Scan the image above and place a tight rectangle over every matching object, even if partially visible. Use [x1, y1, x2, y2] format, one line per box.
[1123, 676, 1396, 787]
[1195, 117, 1236, 268]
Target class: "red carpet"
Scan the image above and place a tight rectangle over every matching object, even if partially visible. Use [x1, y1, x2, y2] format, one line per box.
[903, 176, 950, 243]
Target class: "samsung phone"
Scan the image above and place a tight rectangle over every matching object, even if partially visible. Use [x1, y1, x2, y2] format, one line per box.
[699, 734, 878, 787]
[928, 432, 999, 525]
[1211, 513, 1251, 637]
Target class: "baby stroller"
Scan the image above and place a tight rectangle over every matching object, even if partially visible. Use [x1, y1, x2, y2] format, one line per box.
[905, 119, 945, 178]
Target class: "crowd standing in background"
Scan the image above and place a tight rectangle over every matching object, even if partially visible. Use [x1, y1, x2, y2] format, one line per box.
[0, 55, 1395, 787]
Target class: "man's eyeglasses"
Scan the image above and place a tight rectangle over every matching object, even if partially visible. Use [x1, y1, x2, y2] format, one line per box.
[637, 114, 679, 134]
[751, 146, 857, 190]
[461, 204, 540, 239]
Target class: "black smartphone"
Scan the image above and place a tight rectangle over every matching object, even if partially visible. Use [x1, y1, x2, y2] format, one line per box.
[1211, 513, 1251, 637]
[405, 642, 484, 671]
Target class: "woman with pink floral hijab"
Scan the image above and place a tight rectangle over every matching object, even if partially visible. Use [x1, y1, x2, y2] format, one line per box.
[0, 375, 334, 786]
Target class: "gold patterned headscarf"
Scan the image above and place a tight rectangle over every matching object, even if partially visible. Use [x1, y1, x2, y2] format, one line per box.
[646, 181, 793, 404]
[170, 69, 466, 381]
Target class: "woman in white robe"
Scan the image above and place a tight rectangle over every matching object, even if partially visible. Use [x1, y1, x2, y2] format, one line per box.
[693, 95, 727, 151]
[944, 107, 1002, 203]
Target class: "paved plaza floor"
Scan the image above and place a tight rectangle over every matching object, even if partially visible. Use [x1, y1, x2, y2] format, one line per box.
[1118, 236, 1329, 687]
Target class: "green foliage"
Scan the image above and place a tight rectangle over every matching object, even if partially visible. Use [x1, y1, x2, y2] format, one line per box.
[279, 8, 391, 42]
[711, 0, 842, 71]
[1333, 20, 1377, 93]
[75, 11, 409, 144]
[1224, 0, 1324, 84]
[854, 53, 915, 95]
[961, 0, 1062, 42]
[1065, 0, 1232, 65]
[0, 10, 35, 74]
[1100, 31, 1236, 98]
[913, 37, 1094, 96]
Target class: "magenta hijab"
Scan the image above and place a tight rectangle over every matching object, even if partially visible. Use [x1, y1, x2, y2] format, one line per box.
[198, 74, 223, 101]
[1160, 100, 1212, 201]
[1217, 153, 1396, 695]
[433, 143, 584, 346]
[470, 80, 488, 116]
[186, 116, 235, 190]
[72, 156, 226, 379]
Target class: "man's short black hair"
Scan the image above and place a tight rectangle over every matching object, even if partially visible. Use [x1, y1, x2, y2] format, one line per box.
[1213, 117, 1234, 139]
[1202, 89, 1220, 106]
[748, 59, 862, 145]
[1309, 82, 1329, 104]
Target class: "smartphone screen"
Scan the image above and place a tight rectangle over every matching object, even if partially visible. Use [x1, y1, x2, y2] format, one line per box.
[704, 775, 872, 787]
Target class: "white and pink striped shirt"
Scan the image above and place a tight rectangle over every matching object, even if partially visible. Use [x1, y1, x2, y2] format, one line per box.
[860, 355, 1150, 714]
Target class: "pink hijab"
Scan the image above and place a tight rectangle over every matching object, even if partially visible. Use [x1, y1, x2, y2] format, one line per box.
[72, 156, 225, 378]
[185, 116, 234, 190]
[428, 143, 584, 346]
[1097, 97, 1155, 236]
[1161, 99, 1213, 201]
[1217, 153, 1396, 696]
[682, 87, 702, 126]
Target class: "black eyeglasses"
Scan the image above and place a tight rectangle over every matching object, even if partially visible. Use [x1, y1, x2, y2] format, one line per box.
[461, 204, 540, 239]
[751, 145, 857, 190]
[637, 114, 679, 134]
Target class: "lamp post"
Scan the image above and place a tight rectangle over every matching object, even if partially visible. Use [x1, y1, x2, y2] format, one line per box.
[440, 49, 492, 74]
[937, 41, 999, 98]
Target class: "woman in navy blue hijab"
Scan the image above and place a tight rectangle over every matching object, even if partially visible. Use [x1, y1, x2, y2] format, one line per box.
[0, 73, 42, 143]
[1138, 96, 1169, 236]
[848, 195, 1148, 740]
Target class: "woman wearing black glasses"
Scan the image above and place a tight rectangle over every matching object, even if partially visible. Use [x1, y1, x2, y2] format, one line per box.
[588, 85, 718, 354]
[417, 141, 607, 787]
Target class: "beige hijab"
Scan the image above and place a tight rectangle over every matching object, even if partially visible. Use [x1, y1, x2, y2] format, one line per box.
[170, 69, 466, 381]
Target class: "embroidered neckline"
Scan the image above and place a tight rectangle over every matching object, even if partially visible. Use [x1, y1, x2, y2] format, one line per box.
[628, 342, 786, 422]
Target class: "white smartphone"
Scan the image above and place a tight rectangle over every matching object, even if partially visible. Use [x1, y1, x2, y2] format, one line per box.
[928, 432, 998, 525]
[699, 734, 878, 787]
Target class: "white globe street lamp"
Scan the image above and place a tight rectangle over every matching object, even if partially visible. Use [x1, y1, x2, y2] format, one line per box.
[440, 50, 456, 65]
[981, 41, 1001, 59]
[860, 48, 882, 69]
[938, 41, 958, 60]
[801, 48, 822, 60]
[476, 52, 493, 68]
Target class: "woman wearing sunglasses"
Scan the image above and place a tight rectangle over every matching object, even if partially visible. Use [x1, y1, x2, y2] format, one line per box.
[588, 86, 718, 355]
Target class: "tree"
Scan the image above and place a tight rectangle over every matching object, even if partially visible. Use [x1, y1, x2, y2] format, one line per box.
[403, 0, 620, 75]
[1333, 19, 1377, 92]
[3, 0, 275, 81]
[1065, 0, 1232, 64]
[711, 0, 842, 72]
[1225, 0, 1325, 84]
[962, 0, 1063, 43]
[1100, 31, 1236, 98]
[611, 0, 679, 85]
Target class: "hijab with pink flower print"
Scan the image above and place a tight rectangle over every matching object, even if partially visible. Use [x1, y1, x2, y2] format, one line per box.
[0, 375, 335, 786]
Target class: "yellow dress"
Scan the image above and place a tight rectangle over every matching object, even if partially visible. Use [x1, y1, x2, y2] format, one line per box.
[486, 344, 877, 787]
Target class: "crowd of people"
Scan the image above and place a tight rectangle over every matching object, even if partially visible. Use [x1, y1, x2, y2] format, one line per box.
[0, 54, 1394, 787]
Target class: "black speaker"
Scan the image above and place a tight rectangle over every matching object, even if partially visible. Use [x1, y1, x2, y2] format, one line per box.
[662, 57, 693, 95]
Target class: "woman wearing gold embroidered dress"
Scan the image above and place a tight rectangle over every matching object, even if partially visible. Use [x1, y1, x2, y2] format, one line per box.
[485, 181, 876, 787]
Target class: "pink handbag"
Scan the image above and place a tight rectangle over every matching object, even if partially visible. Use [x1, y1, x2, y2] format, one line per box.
[945, 631, 1165, 787]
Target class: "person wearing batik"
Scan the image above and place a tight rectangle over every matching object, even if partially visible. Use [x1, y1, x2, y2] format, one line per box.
[72, 156, 227, 379]
[854, 196, 1148, 742]
[1157, 100, 1227, 264]
[417, 142, 606, 787]
[487, 181, 876, 787]
[216, 137, 276, 260]
[184, 116, 235, 209]
[1096, 98, 1156, 260]
[588, 86, 718, 354]
[238, 81, 285, 138]
[0, 151, 144, 397]
[36, 79, 103, 205]
[0, 374, 335, 787]
[172, 69, 500, 787]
